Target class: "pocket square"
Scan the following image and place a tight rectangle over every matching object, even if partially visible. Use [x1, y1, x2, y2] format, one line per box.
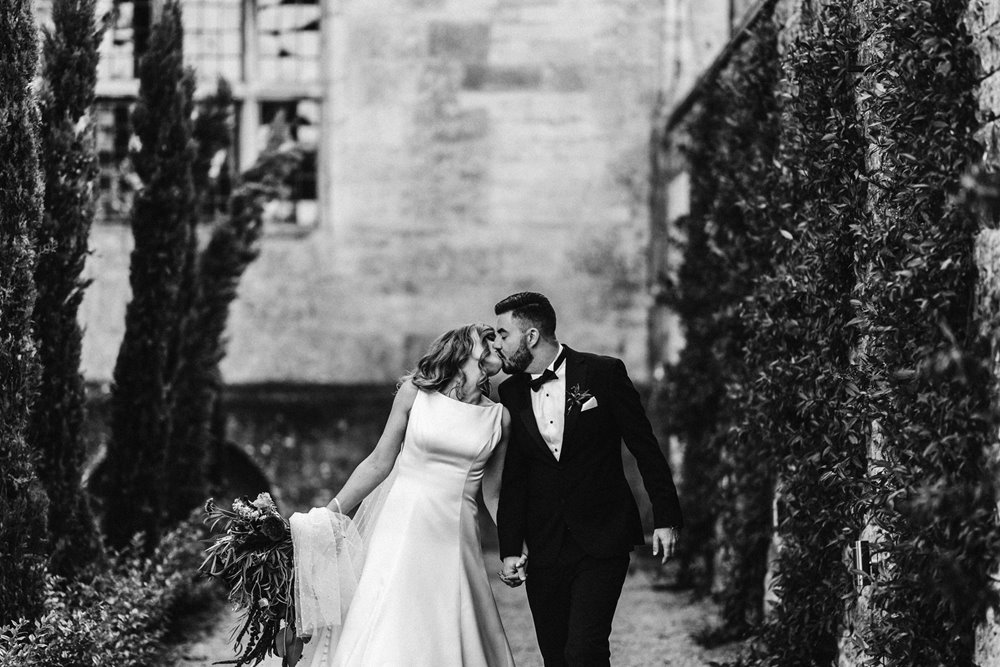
[581, 396, 598, 412]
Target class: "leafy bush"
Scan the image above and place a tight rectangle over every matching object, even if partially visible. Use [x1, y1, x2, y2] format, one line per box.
[665, 18, 783, 635]
[853, 1, 1000, 662]
[0, 519, 219, 667]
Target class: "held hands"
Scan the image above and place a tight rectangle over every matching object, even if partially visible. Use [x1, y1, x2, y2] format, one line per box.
[651, 527, 680, 565]
[498, 554, 527, 588]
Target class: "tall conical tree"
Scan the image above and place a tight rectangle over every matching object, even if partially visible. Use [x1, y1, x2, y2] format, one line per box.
[0, 0, 52, 624]
[33, 0, 105, 576]
[164, 80, 236, 522]
[165, 86, 301, 523]
[99, 0, 196, 549]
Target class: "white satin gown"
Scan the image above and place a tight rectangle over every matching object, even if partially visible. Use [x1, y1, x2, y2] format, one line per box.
[303, 389, 516, 667]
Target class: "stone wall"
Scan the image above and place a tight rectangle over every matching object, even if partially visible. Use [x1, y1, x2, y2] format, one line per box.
[79, 0, 674, 385]
[971, 2, 1000, 663]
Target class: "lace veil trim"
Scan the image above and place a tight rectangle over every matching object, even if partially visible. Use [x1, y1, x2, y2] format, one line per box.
[290, 461, 400, 637]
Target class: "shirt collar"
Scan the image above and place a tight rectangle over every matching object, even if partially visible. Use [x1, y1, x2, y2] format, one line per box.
[530, 344, 565, 379]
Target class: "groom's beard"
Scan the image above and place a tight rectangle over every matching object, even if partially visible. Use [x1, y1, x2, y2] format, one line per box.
[501, 339, 533, 374]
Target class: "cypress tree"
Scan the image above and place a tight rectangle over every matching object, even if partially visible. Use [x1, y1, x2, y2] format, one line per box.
[164, 81, 236, 522]
[33, 0, 105, 576]
[0, 0, 52, 624]
[192, 78, 235, 220]
[98, 0, 196, 549]
[165, 88, 301, 522]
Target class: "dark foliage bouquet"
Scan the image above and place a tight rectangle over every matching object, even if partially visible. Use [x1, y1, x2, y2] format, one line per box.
[200, 493, 301, 666]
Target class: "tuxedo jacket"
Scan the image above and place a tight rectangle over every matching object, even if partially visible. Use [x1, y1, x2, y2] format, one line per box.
[496, 346, 683, 566]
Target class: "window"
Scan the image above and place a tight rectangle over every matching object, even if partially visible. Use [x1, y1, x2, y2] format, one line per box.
[91, 0, 326, 229]
[257, 0, 321, 83]
[184, 0, 243, 85]
[94, 100, 137, 223]
[97, 0, 152, 81]
[259, 100, 319, 228]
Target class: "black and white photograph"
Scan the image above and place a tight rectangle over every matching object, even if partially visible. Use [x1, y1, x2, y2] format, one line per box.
[4, 0, 1000, 665]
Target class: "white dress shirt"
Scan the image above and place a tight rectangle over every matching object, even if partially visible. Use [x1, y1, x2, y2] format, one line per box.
[530, 345, 566, 460]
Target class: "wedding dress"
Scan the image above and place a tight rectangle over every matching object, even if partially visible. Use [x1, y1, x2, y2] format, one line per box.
[291, 388, 516, 667]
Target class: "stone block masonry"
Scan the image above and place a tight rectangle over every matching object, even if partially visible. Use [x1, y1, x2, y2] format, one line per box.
[78, 0, 668, 385]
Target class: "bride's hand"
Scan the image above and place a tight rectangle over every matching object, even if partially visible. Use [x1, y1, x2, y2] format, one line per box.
[499, 555, 527, 587]
[326, 497, 344, 514]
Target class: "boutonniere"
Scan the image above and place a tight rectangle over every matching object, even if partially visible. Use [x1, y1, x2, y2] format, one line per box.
[566, 384, 593, 411]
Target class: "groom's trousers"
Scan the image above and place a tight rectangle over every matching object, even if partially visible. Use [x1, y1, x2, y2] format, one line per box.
[525, 530, 630, 667]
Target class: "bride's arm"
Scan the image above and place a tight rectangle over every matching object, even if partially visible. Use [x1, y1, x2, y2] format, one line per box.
[481, 408, 512, 526]
[326, 380, 419, 514]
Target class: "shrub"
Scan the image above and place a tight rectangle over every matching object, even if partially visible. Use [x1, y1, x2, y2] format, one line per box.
[0, 519, 219, 667]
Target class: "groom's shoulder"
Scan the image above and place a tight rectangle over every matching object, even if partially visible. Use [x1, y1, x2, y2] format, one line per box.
[571, 348, 622, 370]
[497, 375, 520, 398]
[570, 349, 632, 383]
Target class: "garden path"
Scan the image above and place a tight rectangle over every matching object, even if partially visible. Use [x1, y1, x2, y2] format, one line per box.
[177, 550, 741, 667]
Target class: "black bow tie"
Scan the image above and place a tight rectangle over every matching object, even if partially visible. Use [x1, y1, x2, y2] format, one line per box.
[529, 368, 558, 392]
[528, 349, 567, 392]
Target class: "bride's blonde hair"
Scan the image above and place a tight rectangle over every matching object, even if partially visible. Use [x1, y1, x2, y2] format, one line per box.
[402, 324, 496, 400]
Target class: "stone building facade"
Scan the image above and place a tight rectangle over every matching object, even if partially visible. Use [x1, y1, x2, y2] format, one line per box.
[29, 0, 749, 387]
[26, 0, 760, 522]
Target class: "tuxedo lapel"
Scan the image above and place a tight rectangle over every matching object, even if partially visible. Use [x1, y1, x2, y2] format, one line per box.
[561, 348, 589, 455]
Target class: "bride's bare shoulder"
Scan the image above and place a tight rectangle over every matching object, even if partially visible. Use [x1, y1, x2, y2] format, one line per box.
[393, 378, 421, 410]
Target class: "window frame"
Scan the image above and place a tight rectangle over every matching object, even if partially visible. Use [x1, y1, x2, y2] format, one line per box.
[92, 0, 328, 231]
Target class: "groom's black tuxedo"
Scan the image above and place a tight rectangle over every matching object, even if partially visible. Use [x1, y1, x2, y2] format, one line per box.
[496, 346, 682, 564]
[496, 346, 683, 666]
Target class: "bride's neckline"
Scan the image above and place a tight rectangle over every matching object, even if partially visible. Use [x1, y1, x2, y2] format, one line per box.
[433, 390, 498, 409]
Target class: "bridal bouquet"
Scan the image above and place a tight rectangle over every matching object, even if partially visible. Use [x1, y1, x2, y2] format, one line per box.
[200, 493, 301, 666]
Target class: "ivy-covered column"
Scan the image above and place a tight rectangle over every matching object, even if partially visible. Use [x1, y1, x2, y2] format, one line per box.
[848, 0, 999, 664]
[752, 1, 868, 662]
[966, 0, 1000, 662]
[837, 0, 890, 662]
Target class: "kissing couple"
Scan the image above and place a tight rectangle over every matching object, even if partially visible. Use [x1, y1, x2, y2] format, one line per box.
[287, 292, 684, 667]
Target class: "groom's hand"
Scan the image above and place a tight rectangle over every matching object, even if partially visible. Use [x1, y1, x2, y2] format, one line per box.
[499, 555, 527, 587]
[652, 527, 680, 565]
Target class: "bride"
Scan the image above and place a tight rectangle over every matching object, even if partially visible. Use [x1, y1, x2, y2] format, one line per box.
[289, 324, 518, 667]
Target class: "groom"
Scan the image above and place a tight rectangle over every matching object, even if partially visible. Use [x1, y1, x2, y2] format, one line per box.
[493, 292, 683, 667]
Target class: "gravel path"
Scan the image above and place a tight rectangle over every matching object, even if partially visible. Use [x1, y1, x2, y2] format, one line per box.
[176, 550, 740, 667]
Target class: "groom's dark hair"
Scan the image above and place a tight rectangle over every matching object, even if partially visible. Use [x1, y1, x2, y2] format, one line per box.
[494, 292, 557, 340]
